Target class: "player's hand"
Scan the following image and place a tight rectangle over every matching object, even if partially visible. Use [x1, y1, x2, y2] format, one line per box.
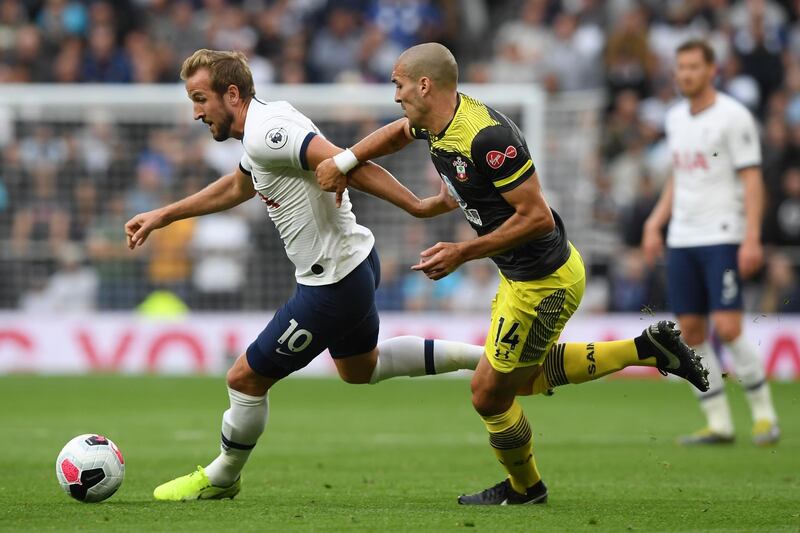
[415, 182, 459, 218]
[738, 239, 763, 279]
[641, 224, 664, 266]
[315, 158, 348, 208]
[124, 209, 169, 249]
[410, 241, 465, 280]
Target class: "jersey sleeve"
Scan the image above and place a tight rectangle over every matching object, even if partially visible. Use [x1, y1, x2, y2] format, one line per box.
[471, 124, 535, 193]
[248, 116, 318, 171]
[239, 153, 253, 176]
[726, 107, 761, 170]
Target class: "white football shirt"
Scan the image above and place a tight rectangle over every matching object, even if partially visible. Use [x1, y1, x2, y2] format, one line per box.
[239, 99, 374, 286]
[664, 92, 761, 247]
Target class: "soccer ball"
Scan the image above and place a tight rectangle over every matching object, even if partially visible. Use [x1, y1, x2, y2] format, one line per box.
[55, 434, 125, 502]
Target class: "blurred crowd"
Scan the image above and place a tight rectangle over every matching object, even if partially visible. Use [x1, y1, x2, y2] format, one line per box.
[1, 0, 800, 314]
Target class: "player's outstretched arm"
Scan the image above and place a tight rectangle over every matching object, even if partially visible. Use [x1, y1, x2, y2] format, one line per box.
[125, 167, 255, 249]
[307, 133, 454, 217]
[350, 162, 458, 218]
[350, 118, 414, 161]
[642, 175, 674, 265]
[418, 180, 459, 218]
[314, 118, 414, 200]
[413, 173, 555, 280]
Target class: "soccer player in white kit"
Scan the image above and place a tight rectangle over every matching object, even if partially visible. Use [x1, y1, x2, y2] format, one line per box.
[643, 40, 780, 445]
[124, 49, 485, 500]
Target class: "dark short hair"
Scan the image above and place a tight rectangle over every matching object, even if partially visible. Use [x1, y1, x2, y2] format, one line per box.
[676, 40, 715, 64]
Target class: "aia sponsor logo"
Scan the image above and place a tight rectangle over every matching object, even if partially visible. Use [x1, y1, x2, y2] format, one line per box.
[452, 156, 468, 181]
[258, 192, 280, 208]
[486, 145, 517, 169]
[672, 151, 709, 171]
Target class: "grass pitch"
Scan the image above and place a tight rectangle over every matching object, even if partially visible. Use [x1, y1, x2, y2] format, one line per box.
[0, 375, 798, 532]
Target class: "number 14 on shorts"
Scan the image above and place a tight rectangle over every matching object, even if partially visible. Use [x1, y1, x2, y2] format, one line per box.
[493, 316, 521, 359]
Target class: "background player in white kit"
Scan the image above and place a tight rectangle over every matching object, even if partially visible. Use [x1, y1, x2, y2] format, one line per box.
[124, 49, 483, 500]
[642, 40, 780, 445]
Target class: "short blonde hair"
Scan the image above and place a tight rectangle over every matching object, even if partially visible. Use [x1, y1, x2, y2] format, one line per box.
[180, 49, 255, 99]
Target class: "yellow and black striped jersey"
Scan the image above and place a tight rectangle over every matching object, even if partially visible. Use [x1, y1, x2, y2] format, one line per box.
[410, 93, 569, 281]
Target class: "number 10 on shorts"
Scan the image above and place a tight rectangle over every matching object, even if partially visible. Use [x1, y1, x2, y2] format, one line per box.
[277, 318, 313, 354]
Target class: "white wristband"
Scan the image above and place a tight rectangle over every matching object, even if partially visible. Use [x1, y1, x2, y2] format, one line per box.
[333, 148, 359, 175]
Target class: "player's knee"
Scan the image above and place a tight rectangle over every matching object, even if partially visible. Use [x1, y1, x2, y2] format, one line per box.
[226, 364, 248, 390]
[471, 383, 513, 417]
[471, 392, 510, 416]
[681, 329, 705, 346]
[677, 319, 706, 346]
[334, 350, 378, 384]
[226, 355, 276, 394]
[339, 371, 371, 385]
[336, 361, 373, 384]
[714, 321, 741, 343]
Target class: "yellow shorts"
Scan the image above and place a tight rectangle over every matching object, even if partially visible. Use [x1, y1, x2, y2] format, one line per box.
[485, 242, 585, 373]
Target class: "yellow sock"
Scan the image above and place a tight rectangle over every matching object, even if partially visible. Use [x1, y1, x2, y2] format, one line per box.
[480, 401, 540, 494]
[544, 340, 658, 386]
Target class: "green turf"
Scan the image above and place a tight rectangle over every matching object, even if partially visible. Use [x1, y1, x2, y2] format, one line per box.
[0, 376, 798, 532]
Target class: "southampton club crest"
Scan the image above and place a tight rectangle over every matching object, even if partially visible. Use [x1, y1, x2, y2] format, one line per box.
[266, 127, 288, 150]
[453, 156, 468, 181]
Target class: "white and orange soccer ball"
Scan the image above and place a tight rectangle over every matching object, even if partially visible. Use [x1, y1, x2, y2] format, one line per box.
[55, 434, 125, 502]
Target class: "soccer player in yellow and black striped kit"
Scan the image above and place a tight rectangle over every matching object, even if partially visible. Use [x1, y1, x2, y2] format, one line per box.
[316, 43, 709, 505]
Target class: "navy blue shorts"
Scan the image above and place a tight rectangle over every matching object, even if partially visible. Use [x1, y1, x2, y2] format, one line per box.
[246, 248, 381, 379]
[666, 244, 742, 315]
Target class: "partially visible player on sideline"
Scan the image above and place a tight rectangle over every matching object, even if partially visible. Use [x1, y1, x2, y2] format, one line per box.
[642, 40, 780, 445]
[315, 42, 709, 505]
[124, 49, 486, 501]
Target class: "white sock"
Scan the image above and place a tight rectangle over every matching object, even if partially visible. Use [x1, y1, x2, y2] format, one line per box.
[369, 336, 484, 384]
[724, 335, 778, 424]
[691, 341, 734, 435]
[205, 387, 268, 487]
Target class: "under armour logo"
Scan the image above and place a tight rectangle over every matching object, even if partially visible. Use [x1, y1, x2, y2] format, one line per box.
[486, 145, 517, 169]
